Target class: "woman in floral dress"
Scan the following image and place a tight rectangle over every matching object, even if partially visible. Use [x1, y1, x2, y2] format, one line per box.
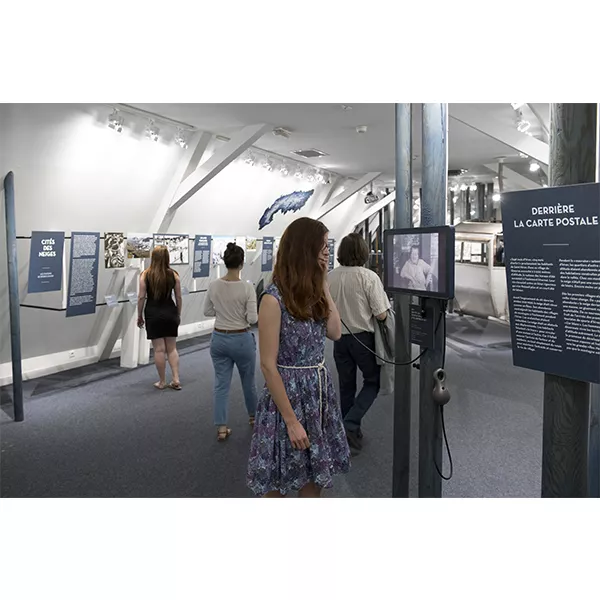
[247, 217, 351, 497]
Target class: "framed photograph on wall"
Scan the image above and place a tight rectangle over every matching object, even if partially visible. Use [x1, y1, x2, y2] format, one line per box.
[153, 233, 190, 265]
[127, 233, 153, 259]
[104, 232, 126, 268]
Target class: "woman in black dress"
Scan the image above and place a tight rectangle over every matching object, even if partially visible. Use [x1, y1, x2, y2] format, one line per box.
[137, 245, 183, 390]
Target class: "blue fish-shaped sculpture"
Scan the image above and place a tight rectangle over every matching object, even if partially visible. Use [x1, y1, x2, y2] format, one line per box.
[258, 189, 315, 230]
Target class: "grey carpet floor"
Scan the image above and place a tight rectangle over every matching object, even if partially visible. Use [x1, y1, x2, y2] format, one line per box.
[0, 314, 544, 497]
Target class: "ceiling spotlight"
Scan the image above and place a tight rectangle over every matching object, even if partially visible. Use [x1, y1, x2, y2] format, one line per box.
[174, 128, 188, 149]
[517, 119, 531, 133]
[511, 103, 525, 110]
[450, 185, 459, 193]
[262, 157, 273, 171]
[529, 162, 540, 172]
[108, 109, 124, 133]
[492, 193, 501, 202]
[460, 183, 468, 191]
[470, 183, 477, 192]
[519, 152, 528, 158]
[452, 196, 457, 204]
[315, 171, 325, 184]
[245, 152, 255, 166]
[279, 162, 289, 176]
[145, 120, 160, 142]
[294, 167, 303, 179]
[305, 168, 316, 182]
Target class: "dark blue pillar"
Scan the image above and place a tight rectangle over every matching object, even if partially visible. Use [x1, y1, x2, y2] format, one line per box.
[3, 171, 24, 422]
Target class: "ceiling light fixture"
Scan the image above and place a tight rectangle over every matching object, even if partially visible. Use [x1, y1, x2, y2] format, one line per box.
[294, 167, 303, 179]
[279, 162, 289, 176]
[174, 128, 188, 149]
[492, 193, 501, 202]
[529, 161, 540, 172]
[108, 109, 124, 133]
[262, 157, 273, 171]
[245, 152, 255, 166]
[470, 183, 477, 192]
[511, 103, 525, 110]
[460, 183, 468, 191]
[145, 120, 160, 142]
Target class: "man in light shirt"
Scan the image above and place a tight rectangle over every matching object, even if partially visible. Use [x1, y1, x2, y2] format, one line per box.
[400, 245, 432, 291]
[328, 234, 390, 454]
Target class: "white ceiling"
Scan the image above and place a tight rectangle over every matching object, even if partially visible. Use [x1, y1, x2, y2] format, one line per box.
[132, 103, 549, 191]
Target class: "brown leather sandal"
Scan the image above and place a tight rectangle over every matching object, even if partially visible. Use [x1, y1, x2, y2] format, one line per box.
[217, 427, 232, 442]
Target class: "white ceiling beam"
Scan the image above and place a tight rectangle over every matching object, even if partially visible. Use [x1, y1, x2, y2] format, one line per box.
[484, 163, 541, 190]
[319, 175, 343, 208]
[313, 172, 382, 221]
[149, 130, 213, 233]
[450, 105, 549, 165]
[170, 123, 270, 212]
[527, 103, 549, 141]
[349, 191, 396, 231]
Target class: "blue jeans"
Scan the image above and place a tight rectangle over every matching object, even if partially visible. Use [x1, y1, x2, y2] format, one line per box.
[210, 331, 258, 426]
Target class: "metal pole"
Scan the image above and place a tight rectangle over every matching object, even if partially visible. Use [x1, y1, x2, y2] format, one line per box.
[392, 103, 413, 497]
[542, 103, 597, 497]
[486, 182, 494, 222]
[476, 183, 485, 221]
[419, 103, 448, 497]
[3, 172, 24, 422]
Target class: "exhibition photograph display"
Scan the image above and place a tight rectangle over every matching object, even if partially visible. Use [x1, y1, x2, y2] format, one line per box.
[127, 233, 152, 259]
[104, 232, 126, 268]
[153, 233, 190, 265]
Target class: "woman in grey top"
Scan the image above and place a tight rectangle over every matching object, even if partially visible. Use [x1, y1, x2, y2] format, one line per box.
[204, 243, 258, 441]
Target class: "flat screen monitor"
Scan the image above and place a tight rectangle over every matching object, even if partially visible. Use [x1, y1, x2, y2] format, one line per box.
[384, 226, 455, 299]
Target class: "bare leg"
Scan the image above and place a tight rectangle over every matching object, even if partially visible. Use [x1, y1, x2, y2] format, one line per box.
[298, 482, 322, 498]
[264, 490, 285, 498]
[152, 338, 167, 387]
[165, 337, 180, 385]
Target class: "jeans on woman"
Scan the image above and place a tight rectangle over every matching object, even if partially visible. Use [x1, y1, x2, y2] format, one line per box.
[210, 331, 258, 426]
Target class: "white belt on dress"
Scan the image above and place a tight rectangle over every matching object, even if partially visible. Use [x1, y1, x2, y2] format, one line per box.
[277, 361, 326, 429]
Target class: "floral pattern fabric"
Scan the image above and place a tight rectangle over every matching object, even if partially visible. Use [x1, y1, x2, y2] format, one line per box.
[247, 284, 351, 496]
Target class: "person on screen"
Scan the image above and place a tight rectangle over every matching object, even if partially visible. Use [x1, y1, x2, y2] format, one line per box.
[400, 245, 432, 291]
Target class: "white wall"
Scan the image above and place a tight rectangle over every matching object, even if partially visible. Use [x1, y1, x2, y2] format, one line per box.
[0, 103, 185, 372]
[0, 104, 334, 383]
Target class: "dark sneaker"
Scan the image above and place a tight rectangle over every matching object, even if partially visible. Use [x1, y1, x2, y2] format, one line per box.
[346, 429, 363, 453]
[357, 427, 364, 440]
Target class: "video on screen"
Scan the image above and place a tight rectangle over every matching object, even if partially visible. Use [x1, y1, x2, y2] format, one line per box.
[384, 227, 454, 299]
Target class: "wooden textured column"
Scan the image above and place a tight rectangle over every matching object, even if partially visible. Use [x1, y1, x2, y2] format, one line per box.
[542, 103, 597, 497]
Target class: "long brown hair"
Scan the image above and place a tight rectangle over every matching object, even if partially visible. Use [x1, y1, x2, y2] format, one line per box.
[145, 245, 174, 300]
[273, 217, 329, 321]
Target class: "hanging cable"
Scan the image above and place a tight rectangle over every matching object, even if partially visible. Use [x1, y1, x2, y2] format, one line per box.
[434, 406, 453, 481]
[339, 307, 444, 367]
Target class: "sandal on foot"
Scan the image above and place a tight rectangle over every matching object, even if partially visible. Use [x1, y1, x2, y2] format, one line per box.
[217, 427, 232, 442]
[153, 382, 167, 390]
[169, 381, 182, 391]
[249, 416, 255, 427]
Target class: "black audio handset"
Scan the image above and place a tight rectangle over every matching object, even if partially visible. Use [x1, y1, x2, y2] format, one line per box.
[433, 366, 453, 481]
